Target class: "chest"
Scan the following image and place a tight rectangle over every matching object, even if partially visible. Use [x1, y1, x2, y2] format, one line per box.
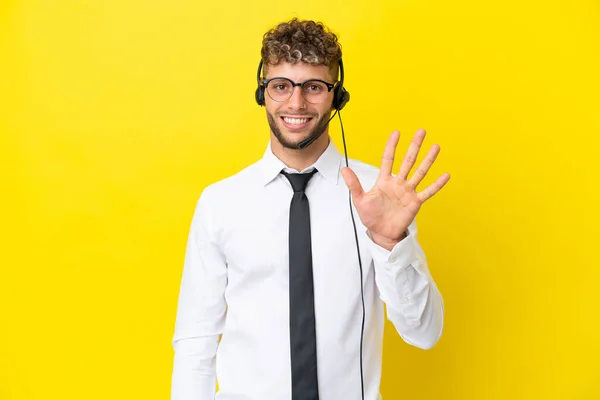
[220, 180, 373, 295]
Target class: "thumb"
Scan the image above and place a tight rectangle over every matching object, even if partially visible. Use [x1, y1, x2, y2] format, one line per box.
[341, 167, 364, 201]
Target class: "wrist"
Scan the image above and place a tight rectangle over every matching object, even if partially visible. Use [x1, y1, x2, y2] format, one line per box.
[368, 230, 407, 251]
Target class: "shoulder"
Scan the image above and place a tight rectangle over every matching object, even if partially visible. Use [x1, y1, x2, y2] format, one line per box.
[188, 162, 261, 233]
[197, 160, 261, 206]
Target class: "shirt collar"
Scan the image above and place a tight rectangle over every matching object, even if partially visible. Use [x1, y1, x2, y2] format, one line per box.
[260, 138, 343, 187]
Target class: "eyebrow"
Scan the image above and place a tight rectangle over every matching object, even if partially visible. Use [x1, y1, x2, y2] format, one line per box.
[263, 77, 335, 84]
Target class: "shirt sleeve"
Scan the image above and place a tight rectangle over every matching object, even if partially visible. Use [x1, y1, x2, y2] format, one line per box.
[367, 219, 444, 350]
[171, 187, 228, 400]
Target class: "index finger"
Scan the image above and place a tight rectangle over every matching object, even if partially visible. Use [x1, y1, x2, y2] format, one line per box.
[379, 130, 400, 178]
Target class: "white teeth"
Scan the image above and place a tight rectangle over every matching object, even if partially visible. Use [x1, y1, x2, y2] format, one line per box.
[283, 117, 309, 125]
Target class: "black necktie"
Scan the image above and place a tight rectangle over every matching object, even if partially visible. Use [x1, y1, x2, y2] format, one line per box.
[281, 169, 320, 400]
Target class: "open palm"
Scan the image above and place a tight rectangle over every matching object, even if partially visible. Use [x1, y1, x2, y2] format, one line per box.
[341, 129, 450, 249]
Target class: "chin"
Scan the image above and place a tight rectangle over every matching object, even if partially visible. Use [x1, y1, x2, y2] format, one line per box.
[284, 128, 312, 141]
[277, 135, 309, 150]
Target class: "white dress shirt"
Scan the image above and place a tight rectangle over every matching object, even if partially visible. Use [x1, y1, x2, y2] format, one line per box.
[171, 138, 444, 400]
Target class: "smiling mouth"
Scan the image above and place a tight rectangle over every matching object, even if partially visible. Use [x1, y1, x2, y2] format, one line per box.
[281, 116, 313, 126]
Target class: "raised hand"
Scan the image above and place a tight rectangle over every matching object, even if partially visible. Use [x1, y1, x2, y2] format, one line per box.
[341, 129, 450, 251]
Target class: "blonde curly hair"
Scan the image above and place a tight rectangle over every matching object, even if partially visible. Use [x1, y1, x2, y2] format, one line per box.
[260, 18, 342, 76]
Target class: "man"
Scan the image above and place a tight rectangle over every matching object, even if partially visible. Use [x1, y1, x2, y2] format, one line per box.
[171, 18, 450, 400]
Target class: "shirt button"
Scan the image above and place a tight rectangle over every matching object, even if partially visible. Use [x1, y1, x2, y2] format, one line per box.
[390, 256, 397, 263]
[402, 297, 410, 304]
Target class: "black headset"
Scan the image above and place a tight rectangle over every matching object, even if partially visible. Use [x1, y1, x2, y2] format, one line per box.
[255, 58, 350, 111]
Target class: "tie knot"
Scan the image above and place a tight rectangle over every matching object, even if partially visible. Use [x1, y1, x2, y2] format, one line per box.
[281, 169, 318, 193]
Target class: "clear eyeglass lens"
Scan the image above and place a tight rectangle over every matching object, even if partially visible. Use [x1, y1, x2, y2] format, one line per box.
[267, 79, 293, 100]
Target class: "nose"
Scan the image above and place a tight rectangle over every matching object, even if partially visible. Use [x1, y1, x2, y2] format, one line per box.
[287, 85, 307, 110]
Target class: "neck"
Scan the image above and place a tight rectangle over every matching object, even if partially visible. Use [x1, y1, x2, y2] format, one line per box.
[271, 132, 330, 172]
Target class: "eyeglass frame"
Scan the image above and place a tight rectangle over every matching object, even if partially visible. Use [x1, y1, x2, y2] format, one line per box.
[260, 77, 336, 103]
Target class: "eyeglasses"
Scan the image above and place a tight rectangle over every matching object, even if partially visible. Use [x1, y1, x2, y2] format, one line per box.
[261, 77, 335, 104]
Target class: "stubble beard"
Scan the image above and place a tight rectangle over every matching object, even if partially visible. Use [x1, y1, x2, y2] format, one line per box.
[267, 110, 331, 150]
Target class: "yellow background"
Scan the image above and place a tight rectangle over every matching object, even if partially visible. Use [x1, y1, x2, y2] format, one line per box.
[1, 0, 599, 399]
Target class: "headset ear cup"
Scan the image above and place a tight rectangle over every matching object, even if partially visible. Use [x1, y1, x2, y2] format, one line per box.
[333, 84, 341, 110]
[255, 86, 265, 106]
[340, 89, 349, 110]
[333, 84, 349, 111]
